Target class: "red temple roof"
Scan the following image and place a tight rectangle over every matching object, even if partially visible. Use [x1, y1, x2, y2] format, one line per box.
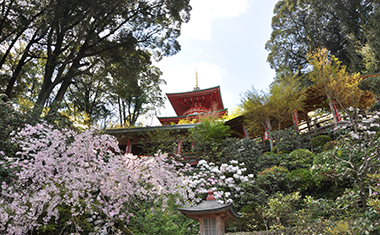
[157, 86, 226, 125]
[166, 86, 225, 116]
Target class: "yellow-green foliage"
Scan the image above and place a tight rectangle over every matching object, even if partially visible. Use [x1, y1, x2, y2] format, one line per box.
[308, 47, 371, 112]
[325, 221, 350, 235]
[177, 118, 197, 124]
[367, 173, 380, 215]
[60, 105, 91, 130]
[263, 192, 301, 229]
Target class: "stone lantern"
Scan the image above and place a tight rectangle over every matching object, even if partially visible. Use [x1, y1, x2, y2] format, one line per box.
[178, 190, 240, 235]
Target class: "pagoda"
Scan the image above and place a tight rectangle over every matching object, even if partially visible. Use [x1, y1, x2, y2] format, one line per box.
[158, 71, 227, 125]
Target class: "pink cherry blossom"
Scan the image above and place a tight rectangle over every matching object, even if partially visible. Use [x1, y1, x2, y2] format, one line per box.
[0, 122, 194, 234]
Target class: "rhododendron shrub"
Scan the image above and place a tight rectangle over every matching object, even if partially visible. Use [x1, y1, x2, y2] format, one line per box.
[0, 123, 193, 234]
[322, 111, 380, 209]
[188, 159, 254, 206]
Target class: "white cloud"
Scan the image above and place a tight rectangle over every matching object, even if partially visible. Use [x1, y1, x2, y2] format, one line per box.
[148, 0, 251, 125]
[181, 0, 250, 41]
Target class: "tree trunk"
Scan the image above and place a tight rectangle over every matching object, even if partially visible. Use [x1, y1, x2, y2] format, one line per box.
[115, 219, 134, 235]
[122, 99, 126, 126]
[5, 32, 39, 97]
[266, 118, 274, 152]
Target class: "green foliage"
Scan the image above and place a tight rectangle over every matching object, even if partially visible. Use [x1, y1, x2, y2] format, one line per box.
[358, 75, 380, 112]
[252, 153, 285, 177]
[210, 112, 380, 234]
[311, 151, 354, 198]
[270, 126, 311, 154]
[108, 62, 166, 127]
[242, 80, 306, 139]
[33, 204, 95, 235]
[1, 0, 191, 121]
[0, 95, 24, 159]
[128, 196, 198, 235]
[139, 128, 191, 156]
[263, 192, 301, 229]
[190, 117, 230, 142]
[189, 117, 231, 160]
[311, 134, 332, 152]
[288, 168, 315, 193]
[267, 0, 351, 77]
[282, 149, 314, 171]
[219, 138, 262, 175]
[271, 146, 278, 153]
[256, 166, 289, 196]
[368, 102, 380, 113]
[358, 76, 380, 98]
[266, 0, 380, 76]
[63, 73, 111, 125]
[325, 221, 350, 235]
[367, 173, 380, 216]
[297, 196, 335, 223]
[324, 140, 340, 151]
[313, 151, 337, 166]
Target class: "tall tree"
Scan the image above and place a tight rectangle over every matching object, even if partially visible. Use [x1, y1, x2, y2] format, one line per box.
[358, 75, 380, 112]
[266, 0, 380, 83]
[241, 87, 273, 136]
[307, 47, 372, 131]
[63, 68, 111, 125]
[242, 79, 305, 150]
[112, 66, 165, 127]
[102, 46, 166, 127]
[266, 0, 349, 77]
[0, 0, 48, 70]
[1, 0, 191, 116]
[268, 80, 306, 131]
[242, 81, 304, 135]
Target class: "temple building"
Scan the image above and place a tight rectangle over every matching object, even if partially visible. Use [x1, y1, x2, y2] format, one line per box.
[158, 86, 227, 125]
[158, 71, 227, 124]
[105, 71, 242, 157]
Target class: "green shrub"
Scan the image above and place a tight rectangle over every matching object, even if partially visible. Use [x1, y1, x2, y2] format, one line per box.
[129, 195, 198, 235]
[227, 205, 266, 232]
[270, 126, 311, 154]
[288, 168, 315, 193]
[311, 135, 332, 152]
[281, 149, 314, 171]
[0, 95, 34, 186]
[189, 117, 231, 156]
[0, 95, 27, 159]
[324, 140, 340, 151]
[220, 138, 262, 175]
[311, 151, 353, 198]
[313, 151, 337, 166]
[256, 166, 289, 196]
[263, 192, 301, 229]
[256, 153, 284, 174]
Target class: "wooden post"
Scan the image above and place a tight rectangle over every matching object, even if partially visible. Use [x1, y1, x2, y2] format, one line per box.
[305, 112, 311, 132]
[266, 118, 274, 151]
[328, 98, 342, 125]
[292, 109, 299, 130]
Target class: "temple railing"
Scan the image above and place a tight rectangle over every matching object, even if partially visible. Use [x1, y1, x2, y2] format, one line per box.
[255, 113, 340, 152]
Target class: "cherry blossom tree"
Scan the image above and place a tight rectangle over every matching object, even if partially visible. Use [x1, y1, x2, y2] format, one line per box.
[0, 123, 194, 234]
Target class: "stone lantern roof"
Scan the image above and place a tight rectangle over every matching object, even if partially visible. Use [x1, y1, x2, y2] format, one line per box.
[178, 190, 241, 221]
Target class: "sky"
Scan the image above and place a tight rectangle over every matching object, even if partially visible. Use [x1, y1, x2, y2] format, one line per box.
[148, 0, 279, 125]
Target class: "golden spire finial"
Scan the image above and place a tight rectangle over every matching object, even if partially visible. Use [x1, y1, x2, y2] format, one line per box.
[194, 67, 200, 90]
